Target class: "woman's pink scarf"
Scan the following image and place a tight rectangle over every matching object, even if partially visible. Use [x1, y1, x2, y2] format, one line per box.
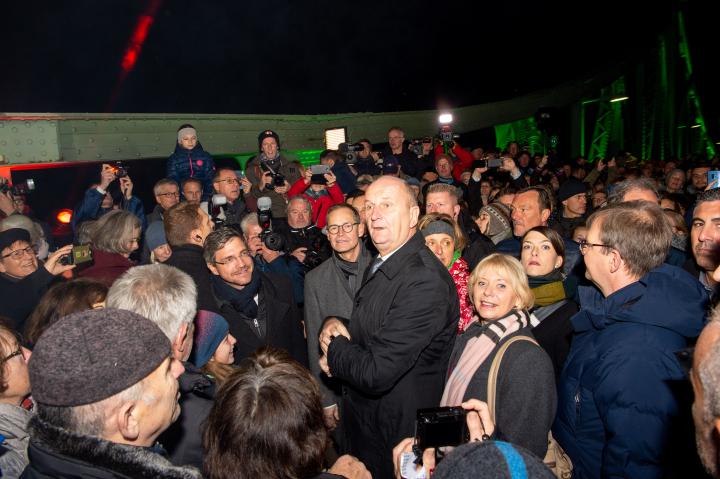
[440, 309, 537, 407]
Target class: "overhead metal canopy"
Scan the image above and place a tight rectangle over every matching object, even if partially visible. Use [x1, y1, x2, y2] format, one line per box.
[0, 69, 620, 166]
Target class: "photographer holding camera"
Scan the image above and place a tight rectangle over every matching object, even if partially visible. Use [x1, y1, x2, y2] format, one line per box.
[276, 197, 331, 271]
[287, 166, 343, 229]
[71, 163, 146, 237]
[245, 130, 302, 220]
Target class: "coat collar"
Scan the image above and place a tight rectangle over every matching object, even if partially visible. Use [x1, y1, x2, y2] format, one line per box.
[373, 231, 425, 281]
[26, 414, 202, 479]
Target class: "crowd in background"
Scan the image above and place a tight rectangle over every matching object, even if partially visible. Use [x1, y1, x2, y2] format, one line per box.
[1, 123, 720, 478]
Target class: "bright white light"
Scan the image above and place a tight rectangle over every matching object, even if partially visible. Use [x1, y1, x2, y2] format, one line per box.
[438, 113, 453, 124]
[691, 124, 701, 129]
[324, 127, 347, 150]
[609, 96, 629, 103]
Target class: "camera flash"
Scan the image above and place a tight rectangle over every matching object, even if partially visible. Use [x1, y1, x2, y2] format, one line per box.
[438, 113, 453, 124]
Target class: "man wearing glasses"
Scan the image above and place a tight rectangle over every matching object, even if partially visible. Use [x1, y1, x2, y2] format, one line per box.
[147, 178, 181, 224]
[304, 204, 372, 440]
[554, 201, 707, 478]
[204, 227, 307, 367]
[0, 229, 74, 330]
[209, 168, 251, 226]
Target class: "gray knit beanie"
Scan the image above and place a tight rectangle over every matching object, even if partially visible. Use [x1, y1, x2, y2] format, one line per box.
[480, 203, 512, 240]
[29, 308, 171, 406]
[433, 441, 555, 479]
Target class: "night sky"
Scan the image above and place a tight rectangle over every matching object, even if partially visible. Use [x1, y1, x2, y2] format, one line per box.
[2, 0, 716, 135]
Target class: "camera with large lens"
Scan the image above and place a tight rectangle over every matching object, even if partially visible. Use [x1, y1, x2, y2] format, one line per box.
[338, 142, 363, 165]
[257, 197, 285, 251]
[0, 179, 36, 196]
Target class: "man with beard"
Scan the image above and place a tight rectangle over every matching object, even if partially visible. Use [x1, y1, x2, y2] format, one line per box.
[686, 188, 720, 310]
[692, 315, 720, 478]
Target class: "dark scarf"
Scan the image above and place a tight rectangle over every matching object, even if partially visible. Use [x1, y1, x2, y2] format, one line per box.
[335, 253, 360, 292]
[528, 269, 577, 306]
[211, 269, 261, 318]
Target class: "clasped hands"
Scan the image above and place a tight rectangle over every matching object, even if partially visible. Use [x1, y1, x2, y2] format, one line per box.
[318, 318, 351, 377]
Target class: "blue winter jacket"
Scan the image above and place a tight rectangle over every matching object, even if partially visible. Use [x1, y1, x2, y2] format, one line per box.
[71, 188, 146, 237]
[166, 142, 215, 201]
[553, 264, 706, 479]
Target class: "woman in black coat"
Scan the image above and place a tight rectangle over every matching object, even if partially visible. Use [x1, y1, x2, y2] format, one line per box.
[520, 226, 579, 379]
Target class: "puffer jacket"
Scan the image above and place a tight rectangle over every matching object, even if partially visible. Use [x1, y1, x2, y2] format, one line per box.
[553, 264, 706, 479]
[166, 142, 215, 201]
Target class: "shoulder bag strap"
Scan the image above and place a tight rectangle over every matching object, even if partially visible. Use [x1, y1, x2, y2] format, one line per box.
[487, 335, 540, 421]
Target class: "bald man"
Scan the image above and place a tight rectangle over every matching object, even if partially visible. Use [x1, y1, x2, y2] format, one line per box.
[319, 176, 459, 479]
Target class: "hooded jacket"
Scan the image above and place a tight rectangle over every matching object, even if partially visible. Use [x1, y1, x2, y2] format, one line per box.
[553, 264, 706, 479]
[166, 142, 215, 202]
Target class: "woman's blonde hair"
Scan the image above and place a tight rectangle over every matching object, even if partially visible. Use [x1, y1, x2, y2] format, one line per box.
[467, 253, 534, 311]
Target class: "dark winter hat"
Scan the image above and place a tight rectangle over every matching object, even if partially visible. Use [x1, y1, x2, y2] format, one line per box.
[258, 129, 280, 150]
[190, 310, 230, 368]
[0, 228, 31, 252]
[382, 155, 400, 174]
[433, 441, 555, 479]
[29, 308, 171, 407]
[557, 178, 587, 203]
[145, 221, 168, 251]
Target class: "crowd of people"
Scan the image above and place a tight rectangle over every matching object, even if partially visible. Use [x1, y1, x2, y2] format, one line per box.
[1, 123, 720, 478]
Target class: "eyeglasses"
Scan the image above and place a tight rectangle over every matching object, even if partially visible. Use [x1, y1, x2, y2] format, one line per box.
[578, 239, 612, 255]
[326, 222, 359, 235]
[1, 245, 35, 260]
[157, 192, 180, 198]
[215, 178, 240, 185]
[214, 250, 253, 265]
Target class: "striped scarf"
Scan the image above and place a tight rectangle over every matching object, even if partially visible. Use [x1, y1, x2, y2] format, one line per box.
[441, 309, 538, 407]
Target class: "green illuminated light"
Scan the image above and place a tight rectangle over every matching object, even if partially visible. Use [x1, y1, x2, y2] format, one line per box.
[691, 124, 701, 129]
[609, 96, 629, 103]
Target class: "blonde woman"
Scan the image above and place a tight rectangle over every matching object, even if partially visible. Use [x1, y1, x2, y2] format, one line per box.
[441, 253, 556, 458]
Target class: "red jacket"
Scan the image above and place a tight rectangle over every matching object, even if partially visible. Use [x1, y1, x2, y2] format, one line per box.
[434, 144, 473, 181]
[287, 179, 344, 228]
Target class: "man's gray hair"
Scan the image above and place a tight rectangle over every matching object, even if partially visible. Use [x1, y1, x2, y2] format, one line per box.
[695, 188, 720, 212]
[153, 178, 179, 196]
[608, 178, 659, 205]
[37, 381, 145, 437]
[288, 196, 312, 215]
[240, 213, 259, 238]
[106, 264, 197, 342]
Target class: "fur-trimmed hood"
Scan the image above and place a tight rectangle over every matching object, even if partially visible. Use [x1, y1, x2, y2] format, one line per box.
[21, 414, 202, 479]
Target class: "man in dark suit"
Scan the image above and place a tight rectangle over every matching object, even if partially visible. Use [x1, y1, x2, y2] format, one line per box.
[305, 203, 373, 439]
[204, 227, 308, 367]
[319, 176, 459, 479]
